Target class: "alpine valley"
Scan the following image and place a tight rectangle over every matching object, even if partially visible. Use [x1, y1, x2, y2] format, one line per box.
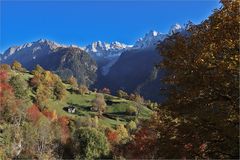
[0, 24, 184, 102]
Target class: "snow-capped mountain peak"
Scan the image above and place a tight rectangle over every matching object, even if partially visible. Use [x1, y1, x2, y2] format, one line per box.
[84, 41, 132, 75]
[4, 46, 19, 56]
[169, 23, 184, 35]
[133, 30, 167, 49]
[85, 41, 131, 57]
[110, 41, 129, 49]
[35, 39, 67, 48]
[85, 41, 108, 53]
[133, 24, 185, 49]
[1, 39, 69, 61]
[148, 30, 159, 36]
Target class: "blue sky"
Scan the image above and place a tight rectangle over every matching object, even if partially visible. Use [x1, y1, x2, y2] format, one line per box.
[0, 0, 221, 52]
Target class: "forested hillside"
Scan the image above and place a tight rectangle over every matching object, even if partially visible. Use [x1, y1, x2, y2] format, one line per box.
[0, 62, 153, 159]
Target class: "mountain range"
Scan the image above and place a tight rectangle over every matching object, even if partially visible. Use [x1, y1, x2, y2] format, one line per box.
[0, 24, 185, 102]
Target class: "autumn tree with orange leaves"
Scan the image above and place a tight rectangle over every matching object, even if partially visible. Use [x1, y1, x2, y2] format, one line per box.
[121, 0, 239, 159]
[157, 0, 239, 158]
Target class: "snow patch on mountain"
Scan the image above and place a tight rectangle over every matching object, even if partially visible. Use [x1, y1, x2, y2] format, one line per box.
[0, 23, 185, 75]
[168, 23, 184, 35]
[1, 39, 68, 61]
[133, 30, 167, 49]
[85, 41, 132, 58]
[132, 23, 184, 49]
[84, 41, 132, 75]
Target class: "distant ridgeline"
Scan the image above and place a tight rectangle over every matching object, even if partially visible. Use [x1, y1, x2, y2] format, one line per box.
[0, 24, 185, 103]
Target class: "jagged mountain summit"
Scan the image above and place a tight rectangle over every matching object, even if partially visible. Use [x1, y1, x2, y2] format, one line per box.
[85, 23, 184, 75]
[0, 23, 186, 85]
[133, 23, 184, 49]
[84, 41, 132, 58]
[0, 39, 97, 86]
[84, 41, 132, 76]
[1, 39, 70, 63]
[133, 30, 167, 49]
[1, 23, 185, 63]
[0, 39, 131, 76]
[1, 39, 131, 63]
[84, 24, 184, 59]
[95, 23, 185, 101]
[169, 23, 185, 35]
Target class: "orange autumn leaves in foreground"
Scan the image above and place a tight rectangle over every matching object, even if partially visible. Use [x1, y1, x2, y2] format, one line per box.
[0, 70, 19, 115]
[26, 104, 70, 143]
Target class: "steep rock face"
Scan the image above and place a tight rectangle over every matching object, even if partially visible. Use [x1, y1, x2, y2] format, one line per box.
[94, 24, 185, 102]
[133, 30, 166, 49]
[136, 66, 166, 103]
[0, 23, 186, 101]
[85, 41, 132, 76]
[85, 41, 131, 58]
[95, 47, 165, 102]
[54, 47, 97, 86]
[0, 40, 97, 86]
[1, 39, 66, 69]
[132, 24, 184, 49]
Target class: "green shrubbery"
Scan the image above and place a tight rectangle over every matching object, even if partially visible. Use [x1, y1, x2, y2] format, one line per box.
[73, 127, 110, 159]
[125, 106, 137, 116]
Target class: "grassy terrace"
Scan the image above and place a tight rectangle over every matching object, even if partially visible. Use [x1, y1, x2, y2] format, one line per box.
[16, 71, 153, 129]
[49, 90, 153, 128]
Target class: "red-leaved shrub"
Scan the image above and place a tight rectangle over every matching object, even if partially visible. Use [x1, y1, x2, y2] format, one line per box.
[27, 104, 42, 122]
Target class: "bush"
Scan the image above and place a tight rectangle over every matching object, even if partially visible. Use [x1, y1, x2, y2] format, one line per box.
[54, 81, 66, 100]
[126, 106, 138, 116]
[0, 70, 19, 121]
[128, 93, 136, 101]
[91, 94, 107, 115]
[76, 116, 98, 128]
[105, 128, 119, 144]
[73, 127, 110, 159]
[57, 116, 70, 143]
[129, 94, 144, 104]
[116, 124, 129, 143]
[0, 64, 11, 71]
[36, 84, 52, 110]
[29, 73, 42, 88]
[31, 64, 45, 75]
[77, 85, 89, 95]
[30, 68, 67, 106]
[26, 104, 42, 123]
[117, 90, 128, 99]
[11, 60, 24, 72]
[99, 88, 111, 94]
[126, 120, 137, 132]
[42, 109, 58, 121]
[67, 76, 78, 89]
[9, 75, 29, 100]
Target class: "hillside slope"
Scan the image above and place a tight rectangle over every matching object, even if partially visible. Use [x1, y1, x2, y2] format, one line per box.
[95, 47, 165, 102]
[1, 41, 97, 86]
[6, 68, 152, 128]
